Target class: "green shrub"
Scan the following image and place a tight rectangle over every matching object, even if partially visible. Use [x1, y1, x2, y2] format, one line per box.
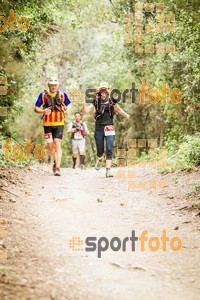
[165, 133, 200, 171]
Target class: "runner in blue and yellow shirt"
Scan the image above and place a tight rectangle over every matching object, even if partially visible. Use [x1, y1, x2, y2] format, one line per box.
[34, 77, 71, 176]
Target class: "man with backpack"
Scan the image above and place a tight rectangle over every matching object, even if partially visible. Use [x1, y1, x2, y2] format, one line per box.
[68, 112, 89, 169]
[34, 77, 71, 176]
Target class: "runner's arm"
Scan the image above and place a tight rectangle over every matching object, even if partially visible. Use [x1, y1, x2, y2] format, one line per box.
[82, 101, 94, 114]
[63, 93, 71, 115]
[67, 122, 76, 135]
[34, 106, 45, 114]
[114, 104, 130, 119]
[64, 103, 71, 115]
[34, 93, 51, 115]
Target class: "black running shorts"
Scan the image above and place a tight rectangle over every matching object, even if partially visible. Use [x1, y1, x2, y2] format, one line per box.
[44, 126, 64, 140]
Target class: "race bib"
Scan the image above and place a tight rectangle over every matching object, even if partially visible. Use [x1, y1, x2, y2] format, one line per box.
[104, 125, 115, 136]
[74, 131, 83, 140]
[44, 132, 53, 143]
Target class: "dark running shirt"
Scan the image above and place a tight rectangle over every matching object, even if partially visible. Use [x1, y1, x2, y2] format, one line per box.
[92, 98, 116, 126]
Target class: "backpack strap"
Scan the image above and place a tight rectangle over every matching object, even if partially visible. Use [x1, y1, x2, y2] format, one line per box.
[42, 90, 52, 108]
[57, 91, 66, 112]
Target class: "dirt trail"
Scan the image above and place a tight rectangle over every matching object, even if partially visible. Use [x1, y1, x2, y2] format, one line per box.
[0, 165, 200, 300]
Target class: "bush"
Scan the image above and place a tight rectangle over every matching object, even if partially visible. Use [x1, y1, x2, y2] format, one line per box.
[166, 133, 200, 171]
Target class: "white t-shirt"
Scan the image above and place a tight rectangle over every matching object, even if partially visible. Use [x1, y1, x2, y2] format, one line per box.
[68, 121, 89, 140]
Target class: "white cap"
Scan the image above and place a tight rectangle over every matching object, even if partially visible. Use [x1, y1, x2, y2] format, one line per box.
[48, 76, 59, 85]
[98, 81, 110, 90]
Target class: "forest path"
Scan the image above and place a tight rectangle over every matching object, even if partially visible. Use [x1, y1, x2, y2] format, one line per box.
[0, 165, 200, 300]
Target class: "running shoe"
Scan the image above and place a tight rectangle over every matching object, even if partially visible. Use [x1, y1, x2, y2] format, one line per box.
[95, 160, 102, 171]
[106, 169, 113, 178]
[52, 161, 56, 173]
[54, 168, 61, 176]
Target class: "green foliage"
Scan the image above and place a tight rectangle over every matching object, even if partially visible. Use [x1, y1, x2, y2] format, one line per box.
[0, 0, 69, 137]
[166, 133, 200, 171]
[131, 133, 200, 173]
[0, 0, 199, 170]
[0, 136, 31, 167]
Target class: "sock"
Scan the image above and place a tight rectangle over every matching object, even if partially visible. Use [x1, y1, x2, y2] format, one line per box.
[80, 155, 85, 165]
[72, 157, 77, 168]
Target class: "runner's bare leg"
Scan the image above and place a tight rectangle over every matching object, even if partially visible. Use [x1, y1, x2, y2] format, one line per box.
[106, 159, 112, 169]
[47, 142, 56, 160]
[54, 138, 62, 168]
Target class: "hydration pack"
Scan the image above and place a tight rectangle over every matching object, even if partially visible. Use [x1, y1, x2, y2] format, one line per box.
[93, 96, 115, 120]
[42, 90, 64, 112]
[71, 121, 87, 139]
